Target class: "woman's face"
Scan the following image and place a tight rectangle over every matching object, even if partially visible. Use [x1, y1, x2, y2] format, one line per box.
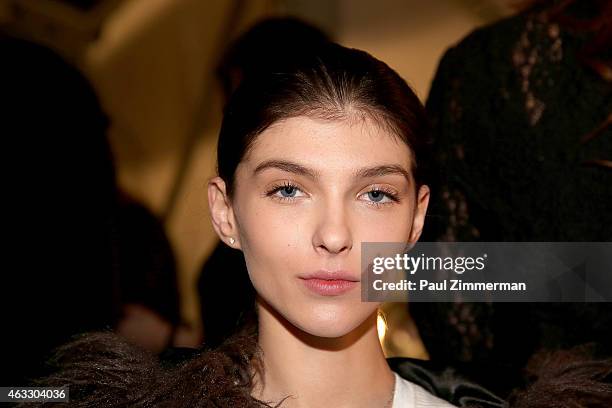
[209, 115, 429, 338]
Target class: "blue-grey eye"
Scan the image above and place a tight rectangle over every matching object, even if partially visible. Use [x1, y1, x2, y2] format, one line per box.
[280, 186, 297, 197]
[368, 190, 385, 202]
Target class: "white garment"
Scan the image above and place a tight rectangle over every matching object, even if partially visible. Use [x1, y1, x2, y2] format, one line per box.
[391, 372, 457, 407]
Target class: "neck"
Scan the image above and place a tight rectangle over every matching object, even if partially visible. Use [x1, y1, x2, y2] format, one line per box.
[251, 297, 395, 408]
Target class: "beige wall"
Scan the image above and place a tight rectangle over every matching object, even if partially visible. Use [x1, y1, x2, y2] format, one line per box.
[337, 0, 512, 99]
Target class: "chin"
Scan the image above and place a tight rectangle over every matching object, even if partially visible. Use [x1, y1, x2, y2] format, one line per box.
[290, 303, 377, 338]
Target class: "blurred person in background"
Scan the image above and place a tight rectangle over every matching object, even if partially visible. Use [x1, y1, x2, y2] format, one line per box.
[415, 0, 611, 398]
[1, 34, 181, 386]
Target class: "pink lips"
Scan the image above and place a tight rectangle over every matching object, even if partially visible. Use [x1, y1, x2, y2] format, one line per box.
[299, 270, 359, 296]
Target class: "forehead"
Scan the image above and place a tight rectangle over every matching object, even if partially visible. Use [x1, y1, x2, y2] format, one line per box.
[242, 116, 414, 174]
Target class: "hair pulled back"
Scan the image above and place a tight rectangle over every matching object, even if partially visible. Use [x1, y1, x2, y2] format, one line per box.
[217, 42, 431, 199]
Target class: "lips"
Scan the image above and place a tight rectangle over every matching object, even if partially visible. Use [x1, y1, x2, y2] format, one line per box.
[300, 270, 360, 281]
[299, 270, 359, 296]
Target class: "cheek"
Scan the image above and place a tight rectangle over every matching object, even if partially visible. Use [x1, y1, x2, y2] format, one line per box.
[236, 201, 308, 287]
[352, 206, 415, 242]
[239, 202, 306, 252]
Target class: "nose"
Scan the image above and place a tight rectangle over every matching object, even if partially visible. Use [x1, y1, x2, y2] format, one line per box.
[311, 202, 353, 255]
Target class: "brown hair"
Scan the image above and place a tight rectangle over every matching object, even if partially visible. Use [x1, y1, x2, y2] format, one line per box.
[22, 331, 275, 407]
[509, 346, 612, 408]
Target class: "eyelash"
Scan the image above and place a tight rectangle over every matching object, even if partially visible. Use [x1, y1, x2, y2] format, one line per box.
[264, 181, 304, 203]
[364, 185, 400, 208]
[264, 182, 400, 208]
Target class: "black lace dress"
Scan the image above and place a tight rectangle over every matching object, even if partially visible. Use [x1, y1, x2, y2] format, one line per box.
[414, 2, 611, 398]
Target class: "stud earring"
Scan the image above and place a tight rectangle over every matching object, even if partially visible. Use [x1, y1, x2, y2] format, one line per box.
[229, 237, 235, 245]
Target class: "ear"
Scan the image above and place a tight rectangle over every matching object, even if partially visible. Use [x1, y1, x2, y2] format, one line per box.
[207, 176, 241, 249]
[409, 184, 430, 243]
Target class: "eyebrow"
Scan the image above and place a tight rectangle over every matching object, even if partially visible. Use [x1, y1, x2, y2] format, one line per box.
[354, 164, 412, 183]
[253, 160, 412, 183]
